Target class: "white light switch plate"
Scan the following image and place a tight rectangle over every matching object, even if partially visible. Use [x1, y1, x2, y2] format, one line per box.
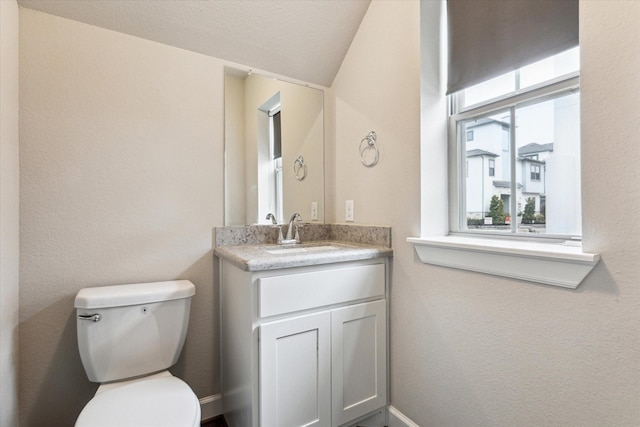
[345, 200, 354, 222]
[311, 202, 318, 221]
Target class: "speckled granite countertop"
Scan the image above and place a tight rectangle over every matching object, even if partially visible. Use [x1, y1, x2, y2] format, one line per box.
[214, 224, 393, 272]
[214, 240, 392, 271]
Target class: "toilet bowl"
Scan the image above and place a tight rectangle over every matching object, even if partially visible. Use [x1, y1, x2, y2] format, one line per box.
[74, 280, 200, 427]
[76, 371, 200, 427]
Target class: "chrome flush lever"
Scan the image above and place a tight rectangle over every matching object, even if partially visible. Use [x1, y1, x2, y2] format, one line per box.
[78, 313, 101, 322]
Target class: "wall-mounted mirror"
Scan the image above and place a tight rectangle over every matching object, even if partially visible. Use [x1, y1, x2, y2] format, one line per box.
[224, 67, 324, 225]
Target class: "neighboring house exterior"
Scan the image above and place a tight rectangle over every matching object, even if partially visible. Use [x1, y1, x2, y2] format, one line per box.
[465, 118, 552, 221]
[518, 142, 554, 218]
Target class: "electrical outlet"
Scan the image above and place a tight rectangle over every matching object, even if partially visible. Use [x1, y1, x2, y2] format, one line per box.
[345, 200, 354, 222]
[311, 202, 318, 221]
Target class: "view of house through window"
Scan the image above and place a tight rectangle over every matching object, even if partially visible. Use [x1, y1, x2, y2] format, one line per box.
[453, 47, 581, 237]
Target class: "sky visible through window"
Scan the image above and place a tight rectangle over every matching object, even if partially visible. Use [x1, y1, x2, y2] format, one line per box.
[460, 48, 581, 237]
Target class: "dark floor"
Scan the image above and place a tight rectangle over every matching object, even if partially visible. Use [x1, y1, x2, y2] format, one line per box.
[201, 415, 227, 427]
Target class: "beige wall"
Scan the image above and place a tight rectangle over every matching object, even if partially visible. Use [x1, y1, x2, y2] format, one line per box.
[332, 0, 639, 426]
[281, 81, 324, 225]
[19, 9, 224, 425]
[0, 1, 20, 426]
[224, 74, 246, 226]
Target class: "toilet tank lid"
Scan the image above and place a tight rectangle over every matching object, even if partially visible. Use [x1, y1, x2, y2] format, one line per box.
[75, 280, 195, 309]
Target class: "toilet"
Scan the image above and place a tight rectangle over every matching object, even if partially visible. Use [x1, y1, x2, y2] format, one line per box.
[74, 280, 201, 427]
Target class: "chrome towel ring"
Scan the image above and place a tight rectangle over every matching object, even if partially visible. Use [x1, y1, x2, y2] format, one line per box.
[359, 130, 379, 167]
[294, 155, 307, 181]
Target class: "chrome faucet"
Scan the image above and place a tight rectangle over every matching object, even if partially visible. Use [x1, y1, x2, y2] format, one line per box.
[265, 213, 278, 225]
[283, 213, 302, 244]
[265, 213, 284, 244]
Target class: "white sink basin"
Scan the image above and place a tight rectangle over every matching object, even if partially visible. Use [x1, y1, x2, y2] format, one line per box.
[263, 245, 339, 255]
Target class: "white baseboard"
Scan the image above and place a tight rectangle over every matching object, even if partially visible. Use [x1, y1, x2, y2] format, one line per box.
[198, 398, 417, 426]
[199, 394, 223, 421]
[388, 405, 420, 427]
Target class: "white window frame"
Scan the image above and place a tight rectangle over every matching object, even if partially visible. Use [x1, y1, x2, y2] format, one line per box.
[269, 105, 283, 222]
[448, 72, 580, 240]
[408, 1, 598, 289]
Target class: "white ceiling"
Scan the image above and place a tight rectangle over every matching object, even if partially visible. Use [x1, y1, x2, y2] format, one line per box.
[17, 0, 371, 87]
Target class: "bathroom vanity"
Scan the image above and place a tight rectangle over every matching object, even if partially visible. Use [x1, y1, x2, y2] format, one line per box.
[215, 227, 392, 427]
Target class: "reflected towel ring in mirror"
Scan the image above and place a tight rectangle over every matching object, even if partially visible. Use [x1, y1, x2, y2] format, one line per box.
[294, 155, 307, 181]
[359, 130, 379, 167]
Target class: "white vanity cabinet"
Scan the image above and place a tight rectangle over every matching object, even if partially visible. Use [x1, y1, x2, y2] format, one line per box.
[220, 258, 388, 427]
[260, 310, 331, 427]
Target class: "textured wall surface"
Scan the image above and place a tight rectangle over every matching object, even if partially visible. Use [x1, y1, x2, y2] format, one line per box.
[0, 1, 20, 426]
[332, 1, 640, 425]
[19, 9, 223, 425]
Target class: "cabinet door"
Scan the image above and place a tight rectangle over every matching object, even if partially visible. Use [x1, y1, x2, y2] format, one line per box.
[260, 311, 331, 427]
[331, 300, 387, 427]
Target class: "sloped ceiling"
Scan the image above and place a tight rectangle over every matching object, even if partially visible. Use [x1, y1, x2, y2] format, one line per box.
[17, 0, 371, 87]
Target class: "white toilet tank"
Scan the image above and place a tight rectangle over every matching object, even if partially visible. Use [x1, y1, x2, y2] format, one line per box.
[75, 280, 196, 383]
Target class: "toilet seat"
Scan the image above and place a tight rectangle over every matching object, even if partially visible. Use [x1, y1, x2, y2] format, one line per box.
[75, 374, 200, 427]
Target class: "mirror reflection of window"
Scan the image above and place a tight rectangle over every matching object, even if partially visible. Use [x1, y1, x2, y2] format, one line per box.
[270, 108, 283, 222]
[256, 91, 280, 224]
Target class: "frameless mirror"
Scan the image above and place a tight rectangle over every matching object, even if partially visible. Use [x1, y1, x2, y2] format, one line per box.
[224, 67, 324, 225]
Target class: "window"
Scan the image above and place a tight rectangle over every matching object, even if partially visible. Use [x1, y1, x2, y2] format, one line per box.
[530, 164, 541, 181]
[450, 47, 581, 238]
[410, 1, 598, 290]
[269, 107, 283, 222]
[466, 130, 474, 141]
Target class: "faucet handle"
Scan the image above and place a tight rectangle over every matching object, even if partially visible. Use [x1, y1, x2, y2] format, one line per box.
[294, 225, 302, 244]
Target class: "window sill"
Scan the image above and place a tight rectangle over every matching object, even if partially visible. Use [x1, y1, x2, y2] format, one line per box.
[407, 235, 599, 289]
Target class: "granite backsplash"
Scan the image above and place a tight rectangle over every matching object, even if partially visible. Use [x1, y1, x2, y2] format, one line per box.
[214, 224, 391, 248]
